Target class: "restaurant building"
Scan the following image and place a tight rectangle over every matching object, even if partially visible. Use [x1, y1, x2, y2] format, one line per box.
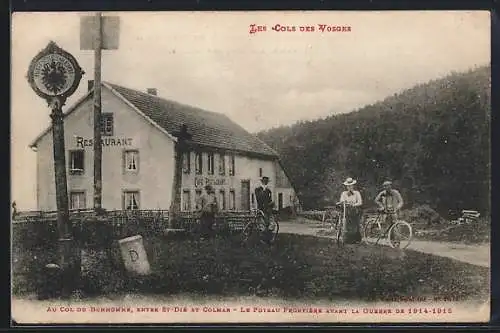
[29, 81, 300, 213]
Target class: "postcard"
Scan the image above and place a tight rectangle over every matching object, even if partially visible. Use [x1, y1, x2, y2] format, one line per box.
[11, 10, 491, 324]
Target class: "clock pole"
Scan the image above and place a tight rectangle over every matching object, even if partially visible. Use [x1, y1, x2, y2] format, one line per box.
[26, 41, 85, 299]
[50, 97, 80, 298]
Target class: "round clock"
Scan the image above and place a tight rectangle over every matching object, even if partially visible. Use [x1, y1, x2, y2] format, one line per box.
[27, 41, 84, 102]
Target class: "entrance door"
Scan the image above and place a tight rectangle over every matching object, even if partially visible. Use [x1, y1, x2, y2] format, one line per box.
[278, 193, 283, 210]
[241, 180, 250, 211]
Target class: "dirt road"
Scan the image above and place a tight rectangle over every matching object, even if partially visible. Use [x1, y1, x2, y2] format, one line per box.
[279, 221, 490, 268]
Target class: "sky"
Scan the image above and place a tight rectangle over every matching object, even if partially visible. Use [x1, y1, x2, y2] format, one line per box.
[11, 11, 490, 210]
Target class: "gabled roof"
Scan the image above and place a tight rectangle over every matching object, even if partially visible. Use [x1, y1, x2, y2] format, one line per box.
[106, 83, 278, 157]
[29, 82, 279, 158]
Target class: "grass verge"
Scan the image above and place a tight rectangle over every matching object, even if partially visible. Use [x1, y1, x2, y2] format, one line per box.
[12, 233, 489, 302]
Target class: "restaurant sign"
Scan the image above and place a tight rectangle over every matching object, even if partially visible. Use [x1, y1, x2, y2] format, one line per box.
[195, 176, 227, 188]
[75, 136, 133, 148]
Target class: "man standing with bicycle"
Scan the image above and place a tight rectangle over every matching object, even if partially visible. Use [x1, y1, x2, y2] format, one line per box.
[375, 180, 404, 224]
[198, 184, 218, 238]
[255, 176, 274, 230]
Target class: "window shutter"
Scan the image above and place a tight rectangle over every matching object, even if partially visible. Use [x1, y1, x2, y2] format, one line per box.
[136, 151, 140, 174]
[132, 193, 137, 210]
[122, 150, 126, 175]
[82, 150, 85, 174]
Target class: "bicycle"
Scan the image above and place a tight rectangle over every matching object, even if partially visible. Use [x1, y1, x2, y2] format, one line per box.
[242, 208, 280, 245]
[321, 206, 339, 229]
[333, 201, 348, 246]
[362, 209, 413, 249]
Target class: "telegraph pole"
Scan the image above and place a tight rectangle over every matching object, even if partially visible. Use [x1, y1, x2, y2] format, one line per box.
[93, 12, 103, 213]
[80, 12, 120, 213]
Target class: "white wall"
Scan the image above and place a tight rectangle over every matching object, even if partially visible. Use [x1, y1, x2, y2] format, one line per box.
[180, 151, 278, 211]
[35, 87, 176, 211]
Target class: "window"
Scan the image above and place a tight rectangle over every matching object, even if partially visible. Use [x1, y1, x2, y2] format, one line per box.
[195, 190, 202, 210]
[100, 113, 114, 136]
[195, 152, 203, 174]
[219, 189, 226, 211]
[259, 168, 263, 177]
[69, 150, 84, 174]
[182, 190, 191, 211]
[70, 191, 86, 210]
[228, 155, 235, 176]
[207, 153, 215, 175]
[218, 154, 226, 175]
[229, 190, 236, 210]
[124, 150, 139, 172]
[251, 193, 255, 208]
[182, 151, 191, 174]
[123, 191, 140, 210]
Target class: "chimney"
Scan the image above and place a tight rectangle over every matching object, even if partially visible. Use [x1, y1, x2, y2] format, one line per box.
[88, 80, 94, 91]
[146, 88, 157, 96]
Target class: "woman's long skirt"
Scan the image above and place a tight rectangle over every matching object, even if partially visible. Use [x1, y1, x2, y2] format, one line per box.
[344, 206, 362, 244]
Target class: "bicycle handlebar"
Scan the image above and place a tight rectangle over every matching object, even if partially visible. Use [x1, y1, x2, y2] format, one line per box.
[336, 201, 357, 207]
[377, 208, 399, 215]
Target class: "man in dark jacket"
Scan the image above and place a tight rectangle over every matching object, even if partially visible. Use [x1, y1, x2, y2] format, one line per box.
[254, 176, 274, 228]
[197, 184, 218, 238]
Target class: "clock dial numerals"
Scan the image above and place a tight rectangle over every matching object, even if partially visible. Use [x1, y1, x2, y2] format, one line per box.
[32, 54, 77, 96]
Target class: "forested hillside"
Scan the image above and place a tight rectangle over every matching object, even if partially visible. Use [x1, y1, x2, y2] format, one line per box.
[257, 66, 491, 215]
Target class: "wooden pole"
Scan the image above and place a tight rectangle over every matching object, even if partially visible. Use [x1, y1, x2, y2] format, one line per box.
[93, 12, 103, 213]
[168, 140, 184, 229]
[50, 97, 77, 298]
[169, 126, 191, 229]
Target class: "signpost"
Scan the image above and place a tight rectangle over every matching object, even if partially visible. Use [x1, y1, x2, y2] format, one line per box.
[80, 13, 120, 213]
[27, 41, 84, 297]
[169, 125, 192, 229]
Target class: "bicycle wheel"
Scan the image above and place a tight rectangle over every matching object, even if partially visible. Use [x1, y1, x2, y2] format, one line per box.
[243, 213, 266, 241]
[336, 217, 344, 246]
[242, 221, 257, 243]
[322, 210, 337, 229]
[388, 220, 413, 249]
[363, 216, 384, 245]
[267, 215, 280, 244]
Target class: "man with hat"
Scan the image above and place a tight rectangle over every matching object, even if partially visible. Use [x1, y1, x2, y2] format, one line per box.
[197, 184, 218, 238]
[375, 180, 404, 225]
[255, 176, 274, 230]
[339, 177, 363, 243]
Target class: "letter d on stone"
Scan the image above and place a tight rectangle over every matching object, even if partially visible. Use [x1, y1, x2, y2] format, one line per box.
[129, 249, 139, 262]
[118, 235, 151, 275]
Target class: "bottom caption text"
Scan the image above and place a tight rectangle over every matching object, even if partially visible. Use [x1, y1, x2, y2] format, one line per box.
[47, 305, 454, 316]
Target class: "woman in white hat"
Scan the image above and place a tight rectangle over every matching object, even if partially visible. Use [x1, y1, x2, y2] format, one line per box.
[340, 177, 362, 207]
[339, 177, 363, 243]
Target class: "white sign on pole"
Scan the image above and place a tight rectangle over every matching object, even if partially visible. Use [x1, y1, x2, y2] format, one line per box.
[80, 16, 120, 50]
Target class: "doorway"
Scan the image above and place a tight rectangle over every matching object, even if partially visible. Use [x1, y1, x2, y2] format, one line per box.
[278, 192, 283, 210]
[241, 180, 250, 211]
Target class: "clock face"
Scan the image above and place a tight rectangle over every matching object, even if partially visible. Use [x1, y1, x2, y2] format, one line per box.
[32, 53, 77, 96]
